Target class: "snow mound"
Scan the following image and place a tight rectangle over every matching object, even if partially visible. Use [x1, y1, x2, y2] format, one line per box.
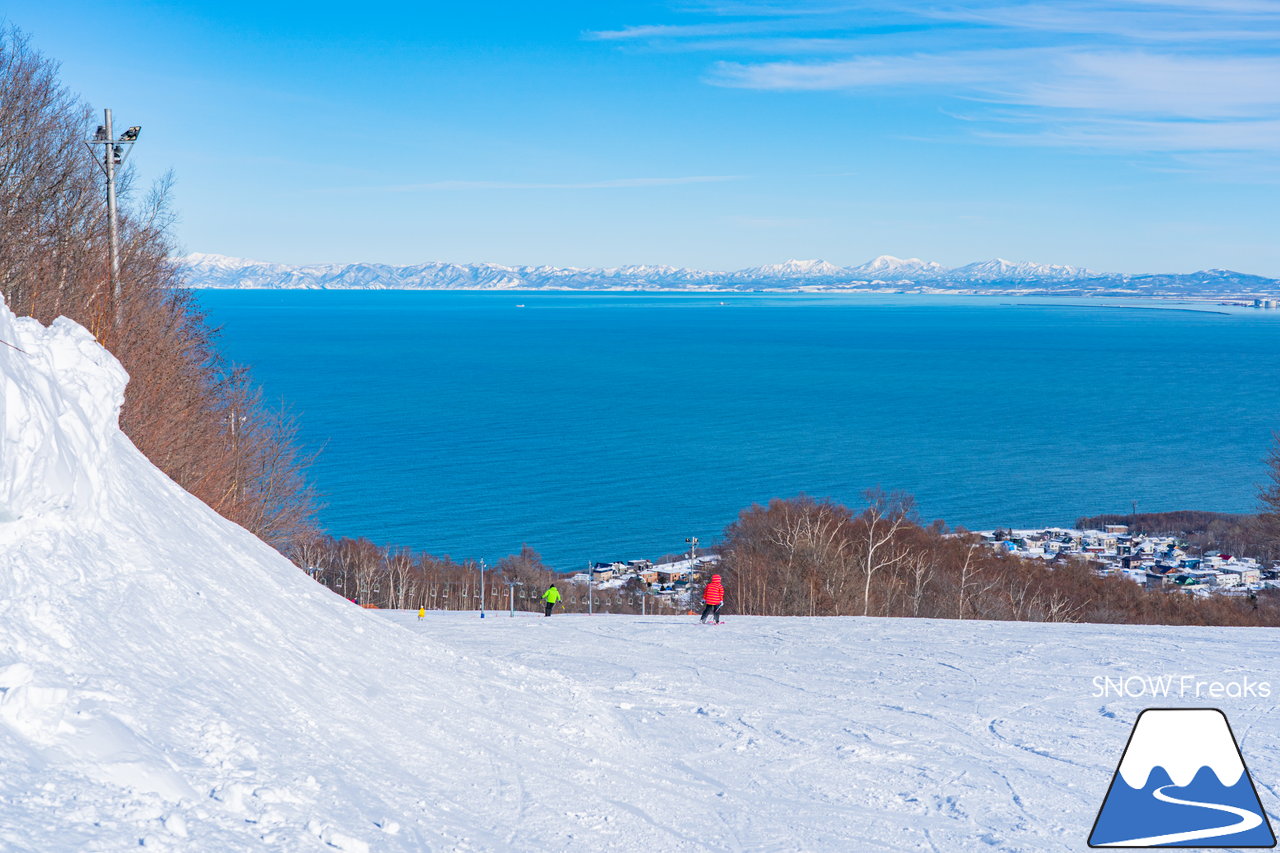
[0, 297, 679, 850]
[0, 313, 126, 522]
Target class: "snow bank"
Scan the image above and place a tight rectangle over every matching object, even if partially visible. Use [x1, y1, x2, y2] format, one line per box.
[2, 296, 1278, 851]
[0, 298, 685, 850]
[0, 297, 415, 847]
[0, 311, 125, 522]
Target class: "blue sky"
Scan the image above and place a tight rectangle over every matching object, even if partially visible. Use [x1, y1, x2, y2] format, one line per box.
[12, 1, 1280, 274]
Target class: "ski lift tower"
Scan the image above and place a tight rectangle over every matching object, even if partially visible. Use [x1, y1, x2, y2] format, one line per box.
[505, 577, 519, 617]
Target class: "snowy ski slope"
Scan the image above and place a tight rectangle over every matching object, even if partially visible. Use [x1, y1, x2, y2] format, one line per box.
[381, 611, 1280, 852]
[2, 297, 1278, 851]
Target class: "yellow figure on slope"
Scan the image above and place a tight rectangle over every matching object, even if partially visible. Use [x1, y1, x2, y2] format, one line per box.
[542, 585, 561, 617]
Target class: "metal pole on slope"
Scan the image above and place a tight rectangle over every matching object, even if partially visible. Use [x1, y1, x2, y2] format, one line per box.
[588, 560, 593, 615]
[479, 559, 486, 619]
[103, 109, 120, 323]
[84, 109, 140, 329]
[685, 537, 700, 616]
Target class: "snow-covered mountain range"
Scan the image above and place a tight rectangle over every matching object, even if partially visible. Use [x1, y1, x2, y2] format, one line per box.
[182, 252, 1280, 295]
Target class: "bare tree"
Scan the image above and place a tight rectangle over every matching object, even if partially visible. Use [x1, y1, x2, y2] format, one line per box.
[1260, 432, 1280, 552]
[854, 489, 916, 617]
[955, 542, 979, 620]
[1, 27, 319, 555]
[906, 551, 934, 617]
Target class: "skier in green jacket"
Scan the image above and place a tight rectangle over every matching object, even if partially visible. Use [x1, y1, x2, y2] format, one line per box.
[542, 584, 561, 617]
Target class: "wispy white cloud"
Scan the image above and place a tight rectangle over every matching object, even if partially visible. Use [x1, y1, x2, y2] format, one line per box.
[925, 1, 1280, 42]
[597, 1, 1280, 164]
[368, 176, 745, 192]
[714, 50, 1280, 120]
[1010, 52, 1280, 118]
[978, 115, 1280, 153]
[646, 36, 899, 54]
[677, 1, 871, 16]
[587, 21, 806, 41]
[709, 49, 1045, 89]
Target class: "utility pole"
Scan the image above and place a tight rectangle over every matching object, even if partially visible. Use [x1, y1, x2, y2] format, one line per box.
[84, 109, 140, 328]
[685, 536, 699, 572]
[587, 560, 594, 615]
[479, 559, 486, 619]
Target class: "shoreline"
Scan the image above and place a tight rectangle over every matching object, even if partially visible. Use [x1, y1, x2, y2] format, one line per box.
[1009, 302, 1232, 315]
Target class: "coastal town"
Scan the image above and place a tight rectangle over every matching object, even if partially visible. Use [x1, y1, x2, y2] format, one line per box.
[569, 553, 723, 605]
[568, 524, 1279, 605]
[979, 525, 1277, 596]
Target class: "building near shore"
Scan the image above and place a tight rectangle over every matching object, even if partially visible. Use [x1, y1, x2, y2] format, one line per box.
[977, 527, 1277, 596]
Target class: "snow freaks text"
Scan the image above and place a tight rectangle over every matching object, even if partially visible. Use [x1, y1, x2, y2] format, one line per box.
[1092, 675, 1272, 700]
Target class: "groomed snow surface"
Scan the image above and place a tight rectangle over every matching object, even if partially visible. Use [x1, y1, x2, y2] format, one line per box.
[3, 299, 1279, 851]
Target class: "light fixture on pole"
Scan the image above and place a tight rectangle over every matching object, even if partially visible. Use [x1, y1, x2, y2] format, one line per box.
[685, 536, 699, 573]
[83, 109, 141, 328]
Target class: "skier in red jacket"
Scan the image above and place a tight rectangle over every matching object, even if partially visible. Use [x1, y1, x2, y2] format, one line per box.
[700, 574, 724, 624]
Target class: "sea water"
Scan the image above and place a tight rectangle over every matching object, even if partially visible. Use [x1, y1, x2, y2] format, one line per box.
[195, 291, 1280, 568]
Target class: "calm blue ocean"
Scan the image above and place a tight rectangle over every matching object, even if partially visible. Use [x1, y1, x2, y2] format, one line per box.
[194, 291, 1280, 569]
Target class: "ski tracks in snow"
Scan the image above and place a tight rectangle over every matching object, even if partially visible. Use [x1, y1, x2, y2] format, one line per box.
[386, 613, 1280, 851]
